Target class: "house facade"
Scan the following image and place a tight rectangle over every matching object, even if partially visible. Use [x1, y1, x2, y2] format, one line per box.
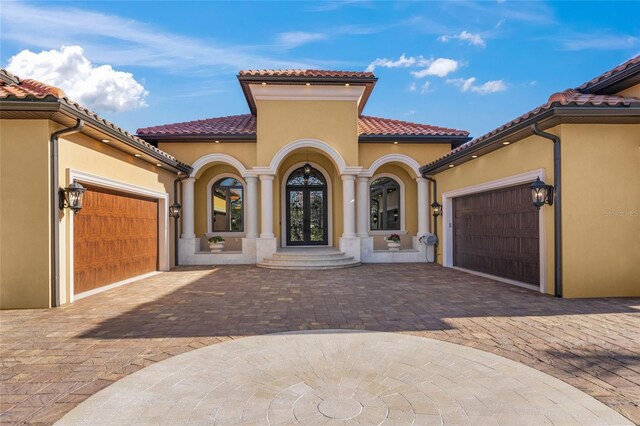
[1, 57, 638, 310]
[137, 70, 469, 268]
[421, 56, 640, 298]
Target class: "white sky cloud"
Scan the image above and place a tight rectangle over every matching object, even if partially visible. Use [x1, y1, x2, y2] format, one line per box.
[408, 82, 417, 92]
[421, 81, 431, 94]
[411, 58, 459, 78]
[366, 54, 416, 72]
[447, 77, 507, 94]
[558, 33, 638, 51]
[6, 46, 148, 113]
[439, 31, 486, 47]
[0, 2, 312, 72]
[277, 31, 328, 49]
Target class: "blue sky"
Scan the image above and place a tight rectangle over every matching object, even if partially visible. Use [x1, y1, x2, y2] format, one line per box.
[1, 1, 638, 138]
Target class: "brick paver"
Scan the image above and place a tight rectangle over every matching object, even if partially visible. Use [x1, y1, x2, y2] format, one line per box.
[1, 264, 639, 424]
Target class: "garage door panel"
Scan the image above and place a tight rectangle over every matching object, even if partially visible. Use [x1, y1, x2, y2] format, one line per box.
[74, 187, 158, 295]
[453, 183, 540, 286]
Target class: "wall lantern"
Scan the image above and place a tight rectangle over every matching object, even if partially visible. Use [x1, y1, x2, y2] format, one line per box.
[59, 180, 86, 214]
[530, 177, 554, 209]
[431, 201, 442, 217]
[169, 202, 182, 219]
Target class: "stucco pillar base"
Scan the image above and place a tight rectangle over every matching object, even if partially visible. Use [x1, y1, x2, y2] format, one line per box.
[339, 236, 361, 262]
[242, 238, 257, 262]
[359, 236, 374, 263]
[178, 237, 198, 264]
[256, 238, 277, 263]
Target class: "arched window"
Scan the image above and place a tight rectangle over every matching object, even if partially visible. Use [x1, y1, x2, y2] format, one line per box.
[211, 177, 244, 232]
[370, 177, 401, 231]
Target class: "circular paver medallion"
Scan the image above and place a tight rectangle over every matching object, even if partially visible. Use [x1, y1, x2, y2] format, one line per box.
[56, 330, 632, 425]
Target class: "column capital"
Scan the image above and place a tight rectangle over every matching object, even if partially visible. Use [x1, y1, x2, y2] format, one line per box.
[259, 174, 275, 182]
[341, 174, 357, 181]
[357, 175, 369, 183]
[183, 177, 196, 184]
[416, 176, 427, 183]
[245, 175, 258, 182]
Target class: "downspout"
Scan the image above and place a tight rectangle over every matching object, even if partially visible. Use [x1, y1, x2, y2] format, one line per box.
[173, 175, 184, 267]
[424, 176, 438, 263]
[531, 123, 562, 298]
[50, 119, 84, 307]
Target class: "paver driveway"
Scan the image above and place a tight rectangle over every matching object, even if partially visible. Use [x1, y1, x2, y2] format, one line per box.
[1, 264, 639, 425]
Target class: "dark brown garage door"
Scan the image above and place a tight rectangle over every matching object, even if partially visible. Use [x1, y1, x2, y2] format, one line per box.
[453, 183, 539, 286]
[74, 186, 158, 295]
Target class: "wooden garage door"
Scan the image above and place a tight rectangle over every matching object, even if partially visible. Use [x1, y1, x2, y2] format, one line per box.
[453, 183, 539, 285]
[74, 187, 158, 294]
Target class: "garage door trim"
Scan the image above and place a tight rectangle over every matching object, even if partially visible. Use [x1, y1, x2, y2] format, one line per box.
[441, 169, 547, 293]
[67, 169, 170, 302]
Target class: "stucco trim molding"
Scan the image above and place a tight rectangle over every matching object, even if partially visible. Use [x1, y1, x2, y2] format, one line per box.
[66, 169, 171, 303]
[190, 153, 252, 178]
[249, 84, 366, 106]
[362, 154, 421, 178]
[441, 169, 547, 294]
[257, 138, 358, 175]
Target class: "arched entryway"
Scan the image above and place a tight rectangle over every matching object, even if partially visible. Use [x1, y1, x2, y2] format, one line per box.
[285, 165, 328, 246]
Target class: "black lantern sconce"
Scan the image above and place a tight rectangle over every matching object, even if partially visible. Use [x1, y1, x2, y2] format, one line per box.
[59, 180, 86, 214]
[169, 202, 182, 219]
[530, 177, 554, 209]
[431, 201, 442, 217]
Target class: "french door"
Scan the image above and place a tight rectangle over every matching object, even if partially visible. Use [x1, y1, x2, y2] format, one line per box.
[285, 166, 328, 245]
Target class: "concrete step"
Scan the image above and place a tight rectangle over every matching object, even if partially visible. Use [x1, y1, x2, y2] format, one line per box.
[257, 250, 361, 270]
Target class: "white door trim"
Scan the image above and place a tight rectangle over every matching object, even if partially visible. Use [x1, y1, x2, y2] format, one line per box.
[66, 169, 170, 302]
[280, 162, 333, 247]
[441, 169, 547, 293]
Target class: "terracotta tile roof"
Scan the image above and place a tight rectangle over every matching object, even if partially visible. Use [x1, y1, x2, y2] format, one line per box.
[0, 69, 67, 99]
[359, 115, 468, 137]
[421, 88, 640, 172]
[576, 55, 640, 93]
[239, 69, 375, 78]
[137, 114, 468, 139]
[0, 69, 189, 172]
[138, 114, 256, 137]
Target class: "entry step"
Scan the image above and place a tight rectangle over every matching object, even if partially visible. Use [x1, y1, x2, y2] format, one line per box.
[257, 249, 360, 270]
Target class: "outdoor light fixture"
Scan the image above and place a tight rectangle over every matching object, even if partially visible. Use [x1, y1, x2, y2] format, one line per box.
[59, 180, 86, 214]
[169, 202, 182, 219]
[530, 177, 554, 208]
[431, 201, 442, 217]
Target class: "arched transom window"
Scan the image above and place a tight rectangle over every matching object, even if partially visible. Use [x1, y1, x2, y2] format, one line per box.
[211, 177, 244, 232]
[370, 177, 401, 231]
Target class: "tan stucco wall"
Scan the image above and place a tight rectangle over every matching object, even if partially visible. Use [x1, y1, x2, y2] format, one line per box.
[56, 127, 177, 305]
[158, 142, 257, 172]
[256, 100, 358, 167]
[617, 83, 640, 98]
[1, 120, 52, 309]
[359, 143, 452, 175]
[560, 124, 640, 297]
[432, 130, 557, 295]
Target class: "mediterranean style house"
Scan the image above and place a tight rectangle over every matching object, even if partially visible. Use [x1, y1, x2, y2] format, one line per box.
[1, 56, 638, 309]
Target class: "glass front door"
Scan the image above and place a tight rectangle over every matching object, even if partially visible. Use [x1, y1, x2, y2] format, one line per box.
[286, 166, 328, 245]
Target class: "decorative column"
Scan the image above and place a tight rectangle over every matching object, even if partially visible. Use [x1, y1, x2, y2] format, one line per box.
[341, 174, 356, 238]
[245, 176, 259, 238]
[181, 177, 196, 239]
[417, 177, 429, 236]
[356, 176, 369, 237]
[259, 174, 274, 238]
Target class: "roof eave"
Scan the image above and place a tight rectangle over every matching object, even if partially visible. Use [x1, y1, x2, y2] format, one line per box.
[139, 133, 257, 142]
[358, 135, 471, 143]
[580, 62, 640, 94]
[1, 98, 191, 175]
[420, 104, 640, 176]
[237, 74, 378, 116]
